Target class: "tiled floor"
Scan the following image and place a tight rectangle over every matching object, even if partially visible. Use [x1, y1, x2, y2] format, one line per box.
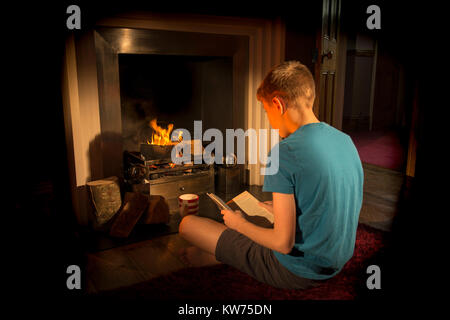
[85, 164, 405, 294]
[86, 232, 190, 293]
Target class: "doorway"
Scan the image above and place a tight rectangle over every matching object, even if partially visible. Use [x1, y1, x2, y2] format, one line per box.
[342, 33, 410, 172]
[314, 0, 415, 231]
[316, 0, 413, 173]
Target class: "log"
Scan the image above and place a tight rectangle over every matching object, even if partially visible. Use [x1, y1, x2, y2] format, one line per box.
[86, 176, 121, 225]
[141, 195, 170, 225]
[109, 192, 149, 238]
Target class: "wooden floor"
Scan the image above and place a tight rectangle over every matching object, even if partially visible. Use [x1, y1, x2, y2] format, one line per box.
[85, 163, 406, 294]
[358, 163, 405, 231]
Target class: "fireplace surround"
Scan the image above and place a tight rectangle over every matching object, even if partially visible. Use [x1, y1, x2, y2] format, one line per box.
[62, 12, 285, 225]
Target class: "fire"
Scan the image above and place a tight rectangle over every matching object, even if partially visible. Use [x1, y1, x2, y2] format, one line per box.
[148, 119, 182, 145]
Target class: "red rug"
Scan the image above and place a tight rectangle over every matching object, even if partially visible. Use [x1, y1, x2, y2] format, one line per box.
[350, 130, 405, 171]
[96, 224, 387, 300]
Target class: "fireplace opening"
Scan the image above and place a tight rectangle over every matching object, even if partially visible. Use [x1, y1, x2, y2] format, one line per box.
[118, 53, 234, 153]
[118, 52, 242, 217]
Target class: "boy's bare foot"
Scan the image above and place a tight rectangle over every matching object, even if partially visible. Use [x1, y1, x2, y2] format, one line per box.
[179, 246, 221, 267]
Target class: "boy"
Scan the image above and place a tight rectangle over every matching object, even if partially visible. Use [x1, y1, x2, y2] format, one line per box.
[179, 61, 363, 289]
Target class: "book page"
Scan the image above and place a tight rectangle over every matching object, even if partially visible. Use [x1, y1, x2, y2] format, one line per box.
[232, 191, 274, 223]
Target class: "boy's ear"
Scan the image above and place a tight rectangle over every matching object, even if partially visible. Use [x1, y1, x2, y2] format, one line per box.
[272, 96, 285, 115]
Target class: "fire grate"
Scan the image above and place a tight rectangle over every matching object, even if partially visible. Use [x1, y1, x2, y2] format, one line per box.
[123, 145, 214, 214]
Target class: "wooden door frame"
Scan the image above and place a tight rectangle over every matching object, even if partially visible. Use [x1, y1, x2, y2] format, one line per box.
[313, 0, 346, 130]
[405, 81, 419, 177]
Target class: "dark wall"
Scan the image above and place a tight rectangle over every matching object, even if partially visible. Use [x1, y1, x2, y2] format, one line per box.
[13, 2, 83, 305]
[372, 46, 400, 131]
[283, 2, 322, 74]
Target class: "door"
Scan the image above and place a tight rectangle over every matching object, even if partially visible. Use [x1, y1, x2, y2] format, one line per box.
[314, 0, 341, 126]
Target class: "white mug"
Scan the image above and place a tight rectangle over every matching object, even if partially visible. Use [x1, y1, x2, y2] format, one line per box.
[178, 194, 199, 217]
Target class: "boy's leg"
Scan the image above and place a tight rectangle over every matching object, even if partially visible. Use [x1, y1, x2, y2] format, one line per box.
[178, 215, 228, 266]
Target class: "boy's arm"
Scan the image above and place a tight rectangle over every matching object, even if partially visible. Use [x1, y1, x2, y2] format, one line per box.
[221, 192, 296, 254]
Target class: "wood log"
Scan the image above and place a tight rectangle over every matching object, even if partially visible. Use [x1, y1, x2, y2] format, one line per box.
[141, 195, 170, 225]
[109, 192, 149, 238]
[86, 176, 121, 225]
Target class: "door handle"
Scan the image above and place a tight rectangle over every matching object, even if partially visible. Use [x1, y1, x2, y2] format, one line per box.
[321, 50, 334, 62]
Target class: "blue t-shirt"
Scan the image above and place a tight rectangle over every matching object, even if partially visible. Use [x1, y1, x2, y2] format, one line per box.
[263, 122, 363, 280]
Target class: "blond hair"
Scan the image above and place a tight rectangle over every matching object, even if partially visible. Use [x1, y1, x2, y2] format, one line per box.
[257, 60, 315, 109]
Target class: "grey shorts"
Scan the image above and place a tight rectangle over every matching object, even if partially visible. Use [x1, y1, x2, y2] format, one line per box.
[215, 228, 318, 290]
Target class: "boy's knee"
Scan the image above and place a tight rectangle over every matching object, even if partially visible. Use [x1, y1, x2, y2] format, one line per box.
[178, 214, 196, 237]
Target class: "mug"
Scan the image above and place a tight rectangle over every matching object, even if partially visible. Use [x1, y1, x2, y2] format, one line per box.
[178, 194, 199, 217]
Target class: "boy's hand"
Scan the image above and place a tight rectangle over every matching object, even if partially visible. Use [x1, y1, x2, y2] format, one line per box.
[220, 209, 246, 232]
[258, 201, 273, 213]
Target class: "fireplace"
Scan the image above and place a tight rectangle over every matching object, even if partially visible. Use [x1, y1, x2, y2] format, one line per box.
[62, 13, 285, 225]
[92, 27, 249, 214]
[93, 26, 247, 177]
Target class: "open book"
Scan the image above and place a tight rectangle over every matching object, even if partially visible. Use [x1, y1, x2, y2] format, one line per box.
[206, 191, 274, 224]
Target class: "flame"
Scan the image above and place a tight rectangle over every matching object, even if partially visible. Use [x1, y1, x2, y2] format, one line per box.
[148, 119, 182, 145]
